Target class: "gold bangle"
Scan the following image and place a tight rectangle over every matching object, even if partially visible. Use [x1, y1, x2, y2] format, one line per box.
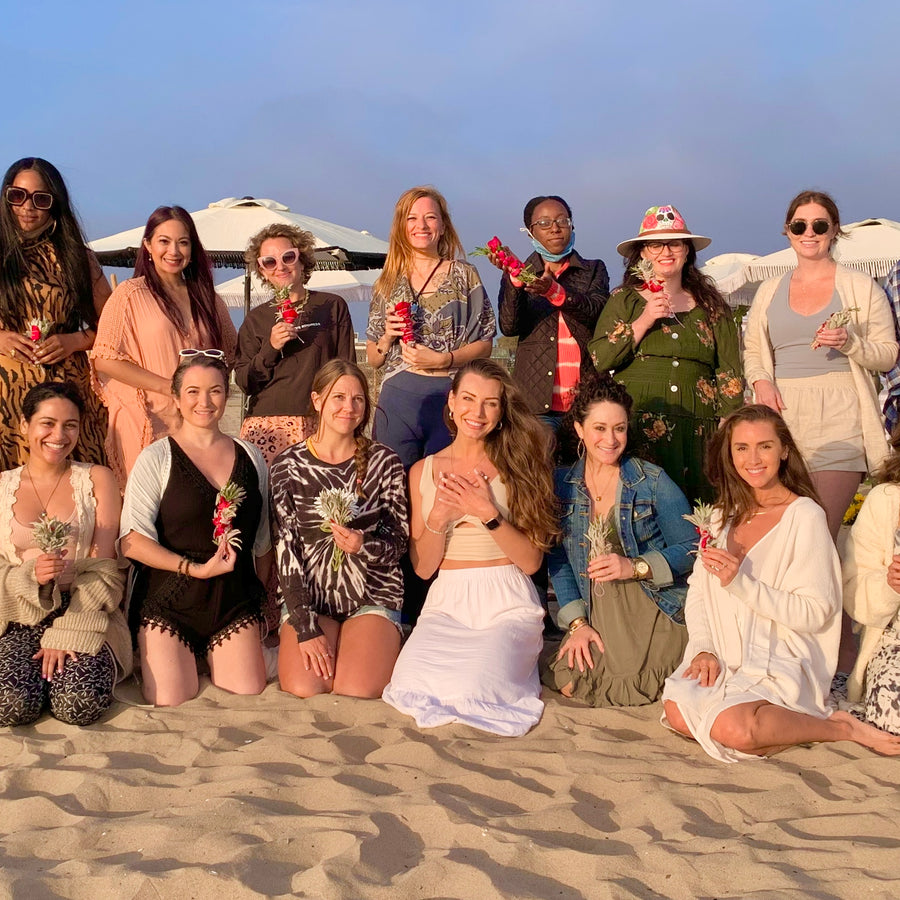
[568, 616, 588, 633]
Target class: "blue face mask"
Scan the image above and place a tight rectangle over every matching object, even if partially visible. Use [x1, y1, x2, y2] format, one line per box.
[520, 226, 576, 263]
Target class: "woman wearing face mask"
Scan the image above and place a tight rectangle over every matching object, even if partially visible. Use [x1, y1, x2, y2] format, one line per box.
[490, 195, 609, 431]
[0, 157, 112, 469]
[590, 206, 743, 503]
[234, 224, 354, 466]
[91, 206, 236, 490]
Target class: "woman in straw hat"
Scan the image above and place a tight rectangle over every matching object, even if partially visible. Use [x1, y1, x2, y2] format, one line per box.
[589, 205, 743, 502]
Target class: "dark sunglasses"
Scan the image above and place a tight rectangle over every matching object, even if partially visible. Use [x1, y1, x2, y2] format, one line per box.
[5, 186, 54, 210]
[258, 249, 301, 270]
[788, 218, 831, 236]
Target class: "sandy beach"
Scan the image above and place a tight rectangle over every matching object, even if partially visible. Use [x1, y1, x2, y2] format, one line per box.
[2, 668, 899, 900]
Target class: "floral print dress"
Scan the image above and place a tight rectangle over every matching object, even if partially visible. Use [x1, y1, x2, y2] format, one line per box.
[589, 287, 743, 503]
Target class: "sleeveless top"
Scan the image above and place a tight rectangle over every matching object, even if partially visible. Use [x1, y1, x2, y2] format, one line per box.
[419, 455, 511, 562]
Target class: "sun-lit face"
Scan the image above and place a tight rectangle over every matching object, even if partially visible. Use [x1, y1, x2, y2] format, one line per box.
[312, 375, 367, 437]
[640, 238, 689, 280]
[448, 373, 503, 440]
[730, 420, 788, 494]
[574, 400, 628, 467]
[174, 365, 228, 428]
[257, 236, 303, 289]
[406, 196, 444, 254]
[23, 397, 80, 465]
[10, 169, 53, 235]
[144, 218, 192, 277]
[786, 201, 836, 262]
[530, 199, 572, 256]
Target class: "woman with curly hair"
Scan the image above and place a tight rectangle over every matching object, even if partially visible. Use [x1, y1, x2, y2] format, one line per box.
[271, 359, 407, 699]
[366, 186, 495, 470]
[91, 206, 236, 489]
[382, 358, 559, 736]
[0, 157, 112, 468]
[235, 224, 354, 465]
[662, 405, 900, 761]
[589, 205, 743, 502]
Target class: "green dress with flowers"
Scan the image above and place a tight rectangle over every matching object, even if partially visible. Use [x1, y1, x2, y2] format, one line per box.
[588, 287, 743, 503]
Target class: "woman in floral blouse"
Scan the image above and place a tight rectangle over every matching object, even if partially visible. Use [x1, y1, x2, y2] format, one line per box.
[589, 206, 743, 503]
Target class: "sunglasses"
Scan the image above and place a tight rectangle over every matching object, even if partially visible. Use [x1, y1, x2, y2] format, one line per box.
[257, 249, 301, 270]
[788, 219, 831, 236]
[5, 186, 54, 210]
[179, 348, 226, 360]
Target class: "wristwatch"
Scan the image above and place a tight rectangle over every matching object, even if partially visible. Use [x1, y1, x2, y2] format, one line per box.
[483, 515, 502, 531]
[631, 557, 651, 580]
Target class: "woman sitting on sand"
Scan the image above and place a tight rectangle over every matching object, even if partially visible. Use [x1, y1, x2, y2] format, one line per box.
[0, 382, 131, 727]
[270, 360, 407, 700]
[543, 375, 695, 706]
[842, 425, 900, 736]
[382, 358, 559, 736]
[120, 352, 270, 707]
[661, 405, 900, 761]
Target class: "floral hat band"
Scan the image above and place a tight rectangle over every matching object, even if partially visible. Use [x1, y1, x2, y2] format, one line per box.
[616, 204, 711, 256]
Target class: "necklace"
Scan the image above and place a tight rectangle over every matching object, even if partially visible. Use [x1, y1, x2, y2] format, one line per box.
[585, 464, 618, 502]
[448, 444, 490, 479]
[747, 491, 793, 519]
[25, 462, 69, 518]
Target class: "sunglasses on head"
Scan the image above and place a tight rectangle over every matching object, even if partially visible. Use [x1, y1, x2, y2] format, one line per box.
[179, 348, 226, 360]
[788, 218, 831, 236]
[257, 249, 301, 271]
[5, 186, 54, 210]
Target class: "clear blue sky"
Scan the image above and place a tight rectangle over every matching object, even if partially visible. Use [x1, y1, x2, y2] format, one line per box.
[3, 0, 899, 297]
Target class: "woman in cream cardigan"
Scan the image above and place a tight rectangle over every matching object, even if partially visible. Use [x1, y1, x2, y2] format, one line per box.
[744, 190, 898, 542]
[842, 427, 900, 735]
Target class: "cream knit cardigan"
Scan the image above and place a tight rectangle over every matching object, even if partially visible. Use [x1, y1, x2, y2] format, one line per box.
[744, 264, 898, 472]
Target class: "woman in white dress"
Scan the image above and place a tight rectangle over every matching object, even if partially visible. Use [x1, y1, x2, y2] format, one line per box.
[662, 404, 900, 761]
[382, 358, 559, 736]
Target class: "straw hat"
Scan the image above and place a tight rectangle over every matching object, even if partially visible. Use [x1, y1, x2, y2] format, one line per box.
[616, 205, 711, 256]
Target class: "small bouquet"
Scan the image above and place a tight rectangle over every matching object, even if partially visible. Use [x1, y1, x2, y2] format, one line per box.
[32, 515, 72, 555]
[683, 501, 717, 554]
[392, 299, 416, 344]
[27, 317, 54, 344]
[471, 236, 537, 285]
[811, 307, 859, 349]
[272, 284, 298, 325]
[313, 487, 359, 571]
[213, 480, 246, 550]
[630, 259, 665, 293]
[587, 514, 614, 597]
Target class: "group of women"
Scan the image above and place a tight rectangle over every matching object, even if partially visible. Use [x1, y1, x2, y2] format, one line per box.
[1, 156, 900, 763]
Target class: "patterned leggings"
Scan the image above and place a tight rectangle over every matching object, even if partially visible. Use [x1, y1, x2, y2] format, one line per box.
[0, 606, 115, 727]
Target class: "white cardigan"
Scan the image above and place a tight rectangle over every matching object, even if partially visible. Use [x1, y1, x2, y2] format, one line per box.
[744, 264, 898, 472]
[841, 482, 900, 702]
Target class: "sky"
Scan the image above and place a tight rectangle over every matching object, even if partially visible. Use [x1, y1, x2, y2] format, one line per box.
[3, 0, 900, 301]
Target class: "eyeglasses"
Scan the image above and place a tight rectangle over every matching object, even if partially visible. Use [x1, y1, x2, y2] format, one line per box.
[257, 249, 301, 270]
[788, 219, 831, 236]
[179, 348, 226, 360]
[5, 186, 54, 210]
[530, 216, 572, 230]
[643, 240, 687, 254]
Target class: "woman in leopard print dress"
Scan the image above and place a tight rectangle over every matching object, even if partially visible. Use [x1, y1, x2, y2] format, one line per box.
[0, 158, 111, 469]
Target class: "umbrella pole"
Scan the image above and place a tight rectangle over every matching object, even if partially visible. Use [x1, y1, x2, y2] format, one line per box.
[241, 266, 251, 422]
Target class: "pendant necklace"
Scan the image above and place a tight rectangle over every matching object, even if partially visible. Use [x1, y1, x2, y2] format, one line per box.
[25, 462, 69, 519]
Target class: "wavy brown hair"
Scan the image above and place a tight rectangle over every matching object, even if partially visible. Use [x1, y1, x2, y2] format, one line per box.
[308, 359, 373, 499]
[244, 223, 316, 285]
[874, 422, 900, 485]
[374, 186, 464, 301]
[446, 358, 560, 550]
[706, 404, 820, 526]
[783, 189, 847, 249]
[618, 241, 730, 323]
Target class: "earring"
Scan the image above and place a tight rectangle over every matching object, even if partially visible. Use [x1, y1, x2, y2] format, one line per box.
[449, 410, 454, 421]
[496, 421, 503, 431]
[577, 438, 585, 459]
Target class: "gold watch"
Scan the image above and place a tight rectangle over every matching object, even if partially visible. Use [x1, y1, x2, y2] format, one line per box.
[631, 557, 651, 580]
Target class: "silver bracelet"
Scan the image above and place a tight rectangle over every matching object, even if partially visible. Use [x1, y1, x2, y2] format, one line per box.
[423, 521, 446, 536]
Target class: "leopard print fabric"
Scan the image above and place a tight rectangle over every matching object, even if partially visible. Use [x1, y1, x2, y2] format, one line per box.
[864, 611, 900, 736]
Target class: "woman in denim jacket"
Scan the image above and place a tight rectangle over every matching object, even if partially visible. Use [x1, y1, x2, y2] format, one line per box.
[543, 375, 697, 706]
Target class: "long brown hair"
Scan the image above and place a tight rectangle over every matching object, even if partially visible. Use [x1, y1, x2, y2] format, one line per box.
[308, 359, 373, 499]
[374, 186, 464, 301]
[447, 358, 560, 550]
[705, 405, 820, 525]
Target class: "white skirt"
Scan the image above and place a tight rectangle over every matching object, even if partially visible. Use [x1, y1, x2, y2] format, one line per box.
[382, 565, 544, 736]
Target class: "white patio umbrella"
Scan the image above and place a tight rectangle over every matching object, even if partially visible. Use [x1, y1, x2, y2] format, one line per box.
[700, 253, 760, 307]
[215, 269, 381, 310]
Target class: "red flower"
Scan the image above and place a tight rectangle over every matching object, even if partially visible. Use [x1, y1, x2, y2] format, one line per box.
[646, 282, 665, 293]
[29, 326, 41, 342]
[281, 307, 298, 324]
[487, 236, 501, 252]
[642, 214, 657, 230]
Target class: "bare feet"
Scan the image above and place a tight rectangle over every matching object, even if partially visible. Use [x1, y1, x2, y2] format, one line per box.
[831, 710, 900, 756]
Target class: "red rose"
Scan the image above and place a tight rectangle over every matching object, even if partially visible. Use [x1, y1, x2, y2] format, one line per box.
[642, 214, 657, 231]
[647, 282, 665, 293]
[281, 308, 298, 324]
[487, 236, 501, 252]
[29, 326, 41, 342]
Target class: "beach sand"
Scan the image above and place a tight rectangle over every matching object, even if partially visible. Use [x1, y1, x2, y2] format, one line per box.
[2, 672, 899, 900]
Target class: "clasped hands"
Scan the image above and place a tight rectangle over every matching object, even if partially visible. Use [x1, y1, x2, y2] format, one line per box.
[427, 468, 497, 532]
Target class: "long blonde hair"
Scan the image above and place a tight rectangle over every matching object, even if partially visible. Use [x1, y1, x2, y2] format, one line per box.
[448, 359, 560, 551]
[374, 186, 465, 300]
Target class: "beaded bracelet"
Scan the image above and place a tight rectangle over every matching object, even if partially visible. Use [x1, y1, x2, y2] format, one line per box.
[423, 521, 446, 536]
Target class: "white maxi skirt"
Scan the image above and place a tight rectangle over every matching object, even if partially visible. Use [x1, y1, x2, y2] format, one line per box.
[382, 564, 544, 736]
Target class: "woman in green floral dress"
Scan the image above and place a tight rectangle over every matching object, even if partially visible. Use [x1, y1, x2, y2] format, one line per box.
[589, 206, 743, 502]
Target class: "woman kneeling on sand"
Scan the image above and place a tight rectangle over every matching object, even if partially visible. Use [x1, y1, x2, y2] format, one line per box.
[661, 405, 900, 761]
